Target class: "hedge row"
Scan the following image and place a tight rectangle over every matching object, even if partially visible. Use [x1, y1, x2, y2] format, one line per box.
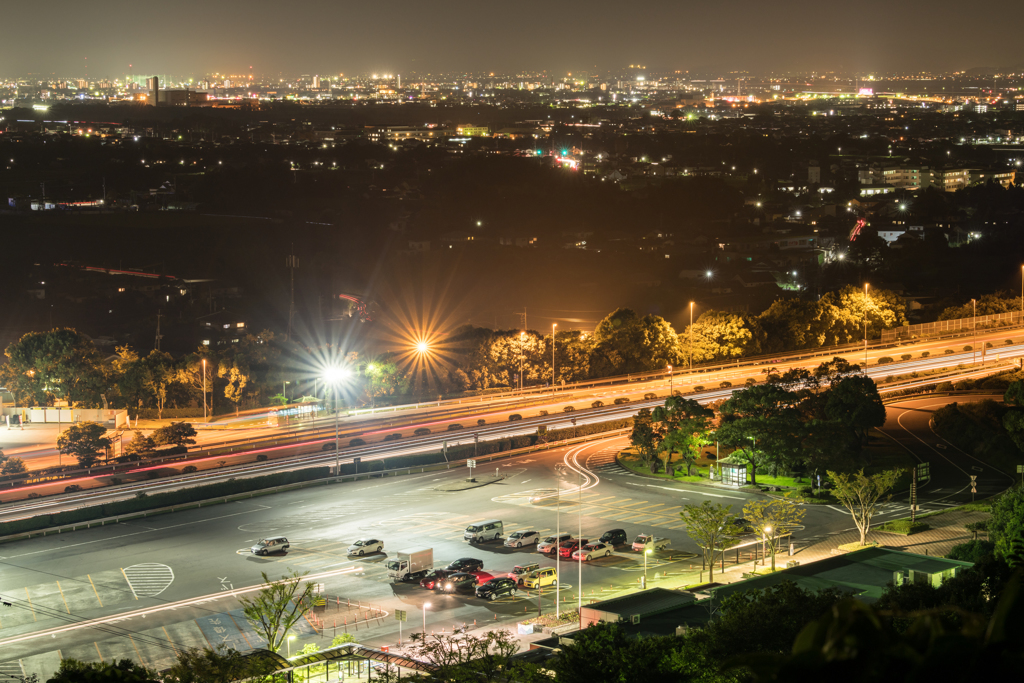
[0, 467, 330, 537]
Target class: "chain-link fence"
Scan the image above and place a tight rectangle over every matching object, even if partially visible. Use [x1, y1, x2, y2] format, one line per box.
[881, 310, 1024, 343]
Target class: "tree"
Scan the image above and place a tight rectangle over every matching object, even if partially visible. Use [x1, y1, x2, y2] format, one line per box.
[56, 422, 112, 468]
[162, 646, 278, 683]
[142, 350, 175, 419]
[629, 408, 662, 472]
[741, 499, 806, 571]
[590, 308, 679, 376]
[239, 570, 316, 653]
[47, 658, 158, 683]
[552, 621, 678, 683]
[682, 310, 764, 363]
[758, 299, 831, 352]
[152, 422, 198, 448]
[717, 384, 805, 481]
[121, 435, 157, 461]
[1, 456, 27, 475]
[654, 397, 714, 475]
[988, 485, 1024, 563]
[827, 468, 904, 546]
[822, 374, 886, 447]
[111, 346, 151, 413]
[818, 285, 908, 344]
[402, 628, 543, 683]
[0, 328, 106, 407]
[680, 500, 744, 582]
[219, 362, 249, 416]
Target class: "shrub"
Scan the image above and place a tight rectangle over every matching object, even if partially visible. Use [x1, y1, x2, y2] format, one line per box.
[694, 385, 705, 392]
[798, 485, 815, 498]
[878, 519, 930, 535]
[477, 419, 486, 426]
[719, 381, 732, 388]
[745, 378, 756, 386]
[877, 356, 894, 364]
[591, 401, 604, 408]
[1006, 339, 1014, 345]
[182, 465, 198, 473]
[509, 414, 523, 421]
[944, 349, 955, 355]
[643, 393, 657, 400]
[963, 345, 973, 352]
[65, 485, 82, 493]
[349, 438, 366, 447]
[563, 406, 575, 412]
[901, 354, 912, 361]
[986, 342, 993, 349]
[613, 397, 630, 404]
[447, 423, 464, 431]
[921, 351, 930, 358]
[946, 539, 995, 563]
[383, 433, 402, 441]
[256, 454, 268, 462]
[538, 410, 548, 416]
[28, 492, 42, 499]
[414, 427, 431, 436]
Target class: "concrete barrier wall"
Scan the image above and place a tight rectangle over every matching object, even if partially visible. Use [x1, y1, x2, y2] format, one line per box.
[19, 408, 128, 427]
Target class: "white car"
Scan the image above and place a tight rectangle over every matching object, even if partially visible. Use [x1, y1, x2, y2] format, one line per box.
[504, 530, 540, 548]
[537, 533, 572, 554]
[572, 541, 613, 562]
[348, 538, 384, 556]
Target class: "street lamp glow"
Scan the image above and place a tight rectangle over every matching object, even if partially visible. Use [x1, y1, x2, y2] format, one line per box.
[416, 341, 429, 354]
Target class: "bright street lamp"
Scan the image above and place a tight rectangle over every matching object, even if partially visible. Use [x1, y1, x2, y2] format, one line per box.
[689, 302, 695, 372]
[287, 634, 296, 658]
[415, 341, 429, 354]
[667, 365, 673, 396]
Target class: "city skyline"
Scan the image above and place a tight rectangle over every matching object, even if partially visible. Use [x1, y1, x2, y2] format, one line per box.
[6, 0, 1024, 78]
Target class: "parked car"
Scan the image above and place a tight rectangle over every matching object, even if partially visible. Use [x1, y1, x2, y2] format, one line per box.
[419, 570, 451, 590]
[347, 538, 384, 556]
[444, 557, 484, 573]
[599, 529, 628, 546]
[508, 563, 540, 583]
[558, 539, 588, 558]
[250, 537, 290, 556]
[476, 578, 518, 601]
[521, 567, 558, 589]
[573, 542, 613, 561]
[437, 572, 478, 594]
[537, 533, 572, 554]
[504, 530, 540, 548]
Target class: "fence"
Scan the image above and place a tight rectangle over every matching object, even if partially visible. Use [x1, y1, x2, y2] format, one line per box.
[881, 310, 1024, 343]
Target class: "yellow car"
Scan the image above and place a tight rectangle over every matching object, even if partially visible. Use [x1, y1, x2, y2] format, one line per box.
[521, 567, 558, 589]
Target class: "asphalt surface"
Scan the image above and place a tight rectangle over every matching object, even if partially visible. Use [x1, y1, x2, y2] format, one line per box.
[1, 391, 1008, 679]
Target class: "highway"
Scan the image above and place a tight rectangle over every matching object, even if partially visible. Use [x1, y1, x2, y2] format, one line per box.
[0, 391, 1006, 679]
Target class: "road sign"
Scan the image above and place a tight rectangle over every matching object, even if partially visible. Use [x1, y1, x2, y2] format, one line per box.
[1018, 464, 1024, 473]
[467, 459, 477, 468]
[917, 463, 930, 482]
[395, 609, 407, 622]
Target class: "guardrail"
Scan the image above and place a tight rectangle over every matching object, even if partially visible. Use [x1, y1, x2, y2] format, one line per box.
[0, 429, 631, 544]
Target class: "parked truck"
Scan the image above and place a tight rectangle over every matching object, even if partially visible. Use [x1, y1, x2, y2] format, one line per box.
[632, 534, 670, 552]
[386, 548, 433, 582]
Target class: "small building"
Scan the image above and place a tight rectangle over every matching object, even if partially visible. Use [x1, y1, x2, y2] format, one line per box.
[580, 588, 695, 629]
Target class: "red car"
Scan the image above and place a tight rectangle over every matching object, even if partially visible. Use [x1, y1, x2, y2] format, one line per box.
[471, 571, 494, 584]
[419, 570, 451, 590]
[559, 539, 588, 558]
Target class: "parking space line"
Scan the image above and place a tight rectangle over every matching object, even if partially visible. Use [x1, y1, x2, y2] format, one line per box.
[635, 503, 669, 511]
[120, 568, 138, 600]
[162, 627, 179, 655]
[87, 575, 104, 607]
[128, 635, 147, 666]
[55, 581, 71, 614]
[24, 588, 36, 621]
[94, 642, 104, 662]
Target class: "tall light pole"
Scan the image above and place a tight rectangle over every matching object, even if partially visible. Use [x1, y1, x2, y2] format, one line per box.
[972, 298, 977, 364]
[519, 331, 525, 392]
[1020, 265, 1023, 322]
[863, 283, 870, 368]
[643, 548, 652, 588]
[555, 481, 561, 617]
[688, 302, 694, 373]
[324, 367, 349, 475]
[202, 358, 207, 423]
[551, 323, 557, 391]
[577, 456, 583, 626]
[667, 365, 673, 397]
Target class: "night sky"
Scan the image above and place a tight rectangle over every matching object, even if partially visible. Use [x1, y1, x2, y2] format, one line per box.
[6, 0, 1024, 78]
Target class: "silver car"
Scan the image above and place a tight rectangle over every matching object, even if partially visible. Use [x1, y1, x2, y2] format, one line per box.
[573, 541, 613, 561]
[251, 537, 290, 556]
[348, 538, 384, 556]
[504, 530, 540, 548]
[537, 533, 572, 554]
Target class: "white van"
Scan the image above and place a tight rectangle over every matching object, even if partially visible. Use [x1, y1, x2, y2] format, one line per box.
[464, 519, 503, 543]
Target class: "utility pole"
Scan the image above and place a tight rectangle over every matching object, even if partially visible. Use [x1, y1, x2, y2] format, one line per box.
[155, 310, 163, 351]
[286, 251, 299, 339]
